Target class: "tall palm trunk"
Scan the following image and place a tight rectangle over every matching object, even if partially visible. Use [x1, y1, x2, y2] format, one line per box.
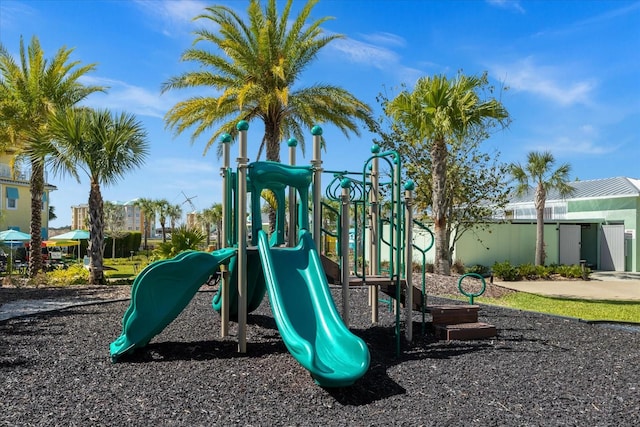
[431, 137, 450, 275]
[88, 180, 105, 285]
[534, 184, 546, 266]
[29, 158, 44, 277]
[265, 117, 280, 233]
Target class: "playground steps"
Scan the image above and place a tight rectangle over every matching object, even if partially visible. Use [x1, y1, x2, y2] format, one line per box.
[427, 305, 497, 341]
[377, 282, 422, 310]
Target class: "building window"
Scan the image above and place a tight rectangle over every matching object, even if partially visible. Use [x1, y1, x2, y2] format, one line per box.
[6, 187, 19, 210]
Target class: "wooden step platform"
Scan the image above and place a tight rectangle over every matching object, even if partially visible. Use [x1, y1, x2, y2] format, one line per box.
[427, 304, 497, 341]
[434, 322, 498, 341]
[427, 304, 480, 324]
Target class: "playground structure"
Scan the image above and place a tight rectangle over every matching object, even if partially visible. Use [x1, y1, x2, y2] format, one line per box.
[110, 121, 494, 387]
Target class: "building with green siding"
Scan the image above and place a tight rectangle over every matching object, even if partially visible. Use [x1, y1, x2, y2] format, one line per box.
[452, 177, 639, 272]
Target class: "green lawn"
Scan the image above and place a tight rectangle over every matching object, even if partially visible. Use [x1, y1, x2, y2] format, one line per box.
[477, 293, 640, 323]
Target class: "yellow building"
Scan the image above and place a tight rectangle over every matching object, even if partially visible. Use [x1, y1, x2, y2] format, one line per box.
[0, 153, 56, 238]
[71, 199, 147, 232]
[70, 204, 89, 230]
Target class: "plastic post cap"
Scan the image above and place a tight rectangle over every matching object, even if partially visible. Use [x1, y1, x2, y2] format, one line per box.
[236, 120, 249, 131]
[371, 144, 380, 154]
[311, 125, 323, 136]
[340, 178, 352, 189]
[404, 180, 415, 191]
[220, 133, 232, 143]
[287, 138, 298, 147]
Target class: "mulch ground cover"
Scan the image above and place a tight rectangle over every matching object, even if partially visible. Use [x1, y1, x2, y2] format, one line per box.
[1, 287, 638, 426]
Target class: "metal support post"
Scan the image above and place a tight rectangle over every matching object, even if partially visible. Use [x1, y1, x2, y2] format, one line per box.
[370, 146, 380, 323]
[236, 120, 249, 353]
[288, 138, 298, 247]
[404, 180, 415, 342]
[340, 178, 351, 326]
[220, 133, 232, 338]
[311, 126, 323, 250]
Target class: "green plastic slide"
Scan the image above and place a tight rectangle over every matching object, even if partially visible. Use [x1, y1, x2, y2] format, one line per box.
[110, 248, 236, 362]
[211, 249, 267, 317]
[257, 230, 370, 387]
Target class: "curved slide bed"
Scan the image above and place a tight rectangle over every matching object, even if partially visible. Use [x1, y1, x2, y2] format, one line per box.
[110, 248, 236, 362]
[257, 230, 370, 387]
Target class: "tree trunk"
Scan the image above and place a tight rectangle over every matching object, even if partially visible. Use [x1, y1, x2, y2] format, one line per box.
[534, 184, 546, 266]
[264, 116, 281, 233]
[29, 159, 44, 277]
[143, 219, 148, 250]
[431, 137, 450, 275]
[88, 181, 105, 285]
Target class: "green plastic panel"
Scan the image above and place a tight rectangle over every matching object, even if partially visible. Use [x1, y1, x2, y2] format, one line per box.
[110, 248, 236, 362]
[257, 229, 370, 387]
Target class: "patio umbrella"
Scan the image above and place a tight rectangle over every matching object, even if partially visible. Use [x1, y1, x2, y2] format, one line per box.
[51, 229, 90, 259]
[44, 240, 78, 247]
[0, 229, 31, 271]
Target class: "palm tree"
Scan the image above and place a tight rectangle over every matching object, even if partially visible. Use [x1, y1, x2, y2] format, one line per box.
[509, 151, 574, 266]
[167, 203, 183, 232]
[134, 197, 156, 251]
[386, 72, 509, 275]
[154, 199, 171, 243]
[162, 0, 373, 162]
[0, 36, 103, 277]
[46, 108, 149, 285]
[198, 203, 223, 248]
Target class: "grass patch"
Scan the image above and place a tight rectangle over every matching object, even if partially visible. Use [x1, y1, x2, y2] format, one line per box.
[103, 256, 152, 279]
[478, 293, 640, 323]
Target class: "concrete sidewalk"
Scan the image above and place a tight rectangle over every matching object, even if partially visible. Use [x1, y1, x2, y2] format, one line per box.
[495, 271, 640, 301]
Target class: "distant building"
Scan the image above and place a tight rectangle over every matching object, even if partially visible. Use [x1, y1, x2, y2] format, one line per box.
[0, 152, 56, 238]
[71, 199, 148, 233]
[186, 212, 198, 229]
[406, 177, 640, 273]
[70, 204, 89, 230]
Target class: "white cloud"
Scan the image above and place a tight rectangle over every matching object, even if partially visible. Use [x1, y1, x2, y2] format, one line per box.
[134, 0, 208, 37]
[78, 76, 178, 118]
[330, 38, 400, 70]
[359, 32, 406, 48]
[491, 57, 596, 106]
[0, 2, 37, 30]
[486, 0, 526, 14]
[522, 124, 613, 156]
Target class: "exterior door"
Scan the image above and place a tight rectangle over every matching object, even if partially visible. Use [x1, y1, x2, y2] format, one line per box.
[559, 224, 581, 266]
[600, 224, 625, 271]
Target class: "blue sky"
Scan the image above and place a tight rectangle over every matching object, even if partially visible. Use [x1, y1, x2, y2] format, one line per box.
[1, 0, 639, 228]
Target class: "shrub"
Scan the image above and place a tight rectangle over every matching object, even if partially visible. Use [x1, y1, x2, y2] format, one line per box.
[451, 259, 466, 274]
[466, 264, 490, 276]
[46, 264, 90, 287]
[492, 261, 521, 281]
[517, 263, 539, 280]
[154, 225, 206, 259]
[535, 264, 552, 279]
[556, 264, 589, 279]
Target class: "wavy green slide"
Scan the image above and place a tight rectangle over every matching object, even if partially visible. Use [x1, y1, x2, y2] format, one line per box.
[110, 248, 236, 362]
[211, 249, 267, 317]
[257, 230, 370, 387]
